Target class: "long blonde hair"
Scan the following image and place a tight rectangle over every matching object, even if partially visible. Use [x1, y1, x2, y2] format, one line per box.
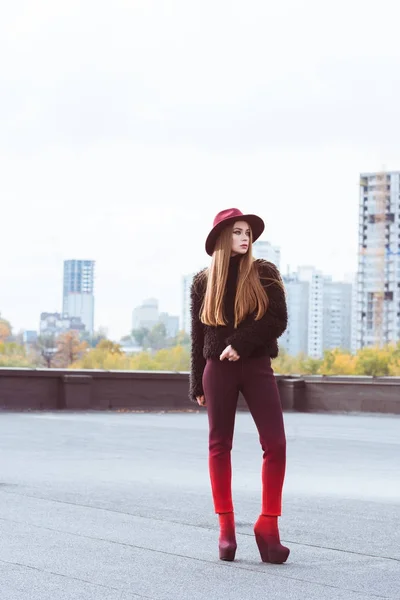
[200, 224, 277, 328]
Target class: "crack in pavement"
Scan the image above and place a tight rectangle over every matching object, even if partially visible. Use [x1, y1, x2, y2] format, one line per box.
[1, 489, 398, 563]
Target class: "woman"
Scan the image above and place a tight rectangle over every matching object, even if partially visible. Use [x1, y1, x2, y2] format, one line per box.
[189, 207, 290, 564]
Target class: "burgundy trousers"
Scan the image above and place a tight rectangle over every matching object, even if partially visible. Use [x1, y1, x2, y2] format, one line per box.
[202, 355, 286, 516]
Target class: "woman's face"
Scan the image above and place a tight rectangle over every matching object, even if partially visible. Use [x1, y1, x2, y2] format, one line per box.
[231, 220, 251, 256]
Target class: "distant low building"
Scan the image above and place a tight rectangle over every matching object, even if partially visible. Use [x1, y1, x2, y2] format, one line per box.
[119, 339, 143, 355]
[159, 312, 179, 338]
[132, 299, 179, 339]
[253, 240, 281, 268]
[132, 298, 159, 331]
[40, 312, 85, 338]
[22, 330, 38, 347]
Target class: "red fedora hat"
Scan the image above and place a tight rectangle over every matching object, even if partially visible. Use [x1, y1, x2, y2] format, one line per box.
[205, 208, 265, 256]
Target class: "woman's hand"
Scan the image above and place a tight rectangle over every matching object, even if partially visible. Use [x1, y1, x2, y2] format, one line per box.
[196, 395, 206, 406]
[220, 345, 240, 362]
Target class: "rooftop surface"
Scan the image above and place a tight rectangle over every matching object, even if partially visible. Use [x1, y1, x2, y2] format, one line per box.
[1, 411, 399, 599]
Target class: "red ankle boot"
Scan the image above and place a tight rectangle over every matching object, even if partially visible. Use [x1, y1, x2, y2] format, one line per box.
[218, 512, 237, 561]
[254, 515, 290, 564]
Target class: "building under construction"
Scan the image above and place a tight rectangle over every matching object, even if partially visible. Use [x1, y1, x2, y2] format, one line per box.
[356, 171, 400, 349]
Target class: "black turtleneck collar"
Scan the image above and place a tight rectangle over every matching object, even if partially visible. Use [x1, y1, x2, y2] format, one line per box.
[225, 254, 242, 325]
[229, 253, 242, 267]
[228, 253, 242, 279]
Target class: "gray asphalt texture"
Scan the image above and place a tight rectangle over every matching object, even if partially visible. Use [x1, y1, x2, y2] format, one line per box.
[0, 410, 399, 600]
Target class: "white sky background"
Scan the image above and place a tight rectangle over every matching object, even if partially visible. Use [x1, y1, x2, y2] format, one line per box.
[1, 0, 400, 339]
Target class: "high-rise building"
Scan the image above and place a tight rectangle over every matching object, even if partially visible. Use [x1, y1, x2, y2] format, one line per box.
[323, 280, 353, 351]
[280, 274, 309, 356]
[253, 240, 281, 268]
[356, 171, 400, 349]
[182, 273, 196, 333]
[63, 260, 95, 334]
[350, 273, 359, 354]
[297, 266, 325, 358]
[280, 267, 352, 358]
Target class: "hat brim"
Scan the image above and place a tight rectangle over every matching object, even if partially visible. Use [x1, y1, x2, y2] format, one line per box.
[205, 214, 265, 256]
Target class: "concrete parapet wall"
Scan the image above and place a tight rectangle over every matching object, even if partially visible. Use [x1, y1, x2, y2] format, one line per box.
[302, 375, 400, 414]
[0, 369, 399, 414]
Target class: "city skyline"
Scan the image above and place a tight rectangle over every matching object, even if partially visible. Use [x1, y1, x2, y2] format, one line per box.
[2, 2, 400, 339]
[1, 232, 357, 341]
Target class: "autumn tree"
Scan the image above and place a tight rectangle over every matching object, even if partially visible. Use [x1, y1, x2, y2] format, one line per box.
[59, 337, 400, 377]
[131, 327, 150, 349]
[148, 323, 167, 351]
[354, 346, 391, 377]
[81, 327, 108, 348]
[272, 348, 300, 375]
[0, 315, 12, 342]
[152, 345, 190, 371]
[388, 342, 400, 375]
[0, 341, 33, 367]
[96, 339, 123, 354]
[169, 330, 190, 349]
[71, 344, 129, 370]
[128, 351, 157, 370]
[132, 323, 168, 352]
[54, 331, 88, 368]
[319, 349, 356, 375]
[272, 349, 323, 375]
[0, 316, 34, 367]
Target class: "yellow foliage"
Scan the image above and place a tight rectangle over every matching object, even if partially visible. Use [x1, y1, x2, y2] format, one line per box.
[153, 346, 190, 372]
[129, 352, 159, 371]
[354, 346, 391, 377]
[274, 344, 400, 377]
[273, 350, 323, 375]
[319, 349, 357, 375]
[272, 350, 299, 375]
[96, 339, 123, 354]
[71, 347, 129, 370]
[2, 336, 400, 377]
[70, 345, 190, 372]
[388, 359, 400, 376]
[55, 331, 88, 367]
[0, 319, 12, 342]
[0, 342, 33, 367]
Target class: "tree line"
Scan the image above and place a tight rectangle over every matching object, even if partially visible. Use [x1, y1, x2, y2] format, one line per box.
[1, 314, 400, 376]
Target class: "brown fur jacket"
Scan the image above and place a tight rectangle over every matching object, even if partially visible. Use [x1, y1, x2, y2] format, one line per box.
[189, 254, 288, 402]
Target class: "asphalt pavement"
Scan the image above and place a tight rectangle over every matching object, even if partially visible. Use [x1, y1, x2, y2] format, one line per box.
[0, 410, 399, 600]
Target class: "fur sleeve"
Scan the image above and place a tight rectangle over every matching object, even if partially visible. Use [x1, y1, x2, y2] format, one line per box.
[225, 260, 287, 358]
[189, 269, 207, 403]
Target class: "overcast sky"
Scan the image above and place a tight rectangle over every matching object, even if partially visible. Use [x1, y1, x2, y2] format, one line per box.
[2, 0, 400, 339]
